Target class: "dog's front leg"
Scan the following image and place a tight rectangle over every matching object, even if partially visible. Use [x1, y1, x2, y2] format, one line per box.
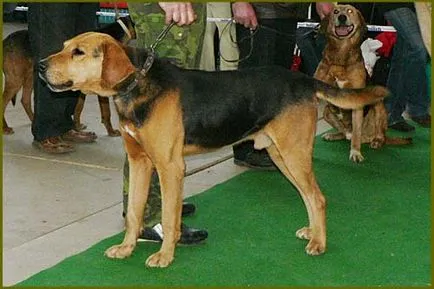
[145, 156, 184, 268]
[105, 141, 153, 259]
[349, 108, 364, 162]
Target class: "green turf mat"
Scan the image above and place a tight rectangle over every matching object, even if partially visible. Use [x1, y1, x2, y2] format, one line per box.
[17, 128, 431, 287]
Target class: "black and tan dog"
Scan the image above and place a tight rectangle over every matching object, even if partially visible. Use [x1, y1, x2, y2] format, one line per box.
[2, 16, 136, 135]
[315, 4, 411, 162]
[39, 32, 388, 267]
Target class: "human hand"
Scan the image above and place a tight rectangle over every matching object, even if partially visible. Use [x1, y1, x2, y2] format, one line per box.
[232, 2, 258, 29]
[316, 2, 334, 19]
[158, 2, 196, 26]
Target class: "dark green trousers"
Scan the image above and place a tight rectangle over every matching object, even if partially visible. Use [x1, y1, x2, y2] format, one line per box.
[123, 3, 206, 226]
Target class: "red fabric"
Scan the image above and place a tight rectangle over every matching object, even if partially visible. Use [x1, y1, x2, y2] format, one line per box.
[375, 32, 397, 58]
[100, 2, 128, 9]
[290, 55, 302, 71]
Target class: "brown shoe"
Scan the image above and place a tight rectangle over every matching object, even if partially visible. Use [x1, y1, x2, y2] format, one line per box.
[62, 129, 97, 143]
[32, 136, 75, 154]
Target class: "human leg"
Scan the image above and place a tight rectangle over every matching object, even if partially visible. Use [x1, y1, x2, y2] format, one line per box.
[212, 2, 239, 71]
[28, 3, 97, 150]
[296, 27, 325, 76]
[199, 3, 217, 71]
[233, 19, 297, 169]
[384, 7, 430, 129]
[122, 3, 208, 244]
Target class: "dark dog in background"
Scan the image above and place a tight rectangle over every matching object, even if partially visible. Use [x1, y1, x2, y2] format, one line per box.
[2, 15, 136, 135]
[314, 5, 411, 162]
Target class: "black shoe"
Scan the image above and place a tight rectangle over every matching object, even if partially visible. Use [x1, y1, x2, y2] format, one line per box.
[122, 202, 196, 218]
[234, 149, 276, 170]
[388, 121, 415, 132]
[181, 202, 196, 217]
[138, 223, 208, 245]
[411, 115, 431, 128]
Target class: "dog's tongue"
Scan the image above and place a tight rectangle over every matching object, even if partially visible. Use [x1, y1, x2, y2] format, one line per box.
[335, 26, 352, 36]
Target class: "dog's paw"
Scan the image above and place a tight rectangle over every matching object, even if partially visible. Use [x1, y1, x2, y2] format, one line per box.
[295, 227, 312, 240]
[108, 129, 121, 137]
[370, 138, 385, 149]
[349, 149, 364, 162]
[305, 239, 326, 256]
[145, 251, 174, 268]
[105, 243, 135, 259]
[322, 132, 345, 141]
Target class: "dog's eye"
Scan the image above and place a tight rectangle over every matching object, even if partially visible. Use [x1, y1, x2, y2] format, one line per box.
[72, 48, 85, 56]
[347, 9, 353, 14]
[334, 9, 339, 14]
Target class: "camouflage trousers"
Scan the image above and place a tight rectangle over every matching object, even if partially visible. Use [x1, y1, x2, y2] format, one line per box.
[122, 3, 206, 226]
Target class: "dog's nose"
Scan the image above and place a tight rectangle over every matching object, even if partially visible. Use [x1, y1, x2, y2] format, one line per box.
[338, 14, 347, 24]
[38, 59, 48, 73]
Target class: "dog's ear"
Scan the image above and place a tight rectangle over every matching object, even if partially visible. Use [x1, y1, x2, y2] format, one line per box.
[101, 40, 135, 89]
[319, 13, 331, 35]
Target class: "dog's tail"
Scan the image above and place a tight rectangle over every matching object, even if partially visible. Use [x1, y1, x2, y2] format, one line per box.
[314, 81, 389, 110]
[385, 136, 413, 145]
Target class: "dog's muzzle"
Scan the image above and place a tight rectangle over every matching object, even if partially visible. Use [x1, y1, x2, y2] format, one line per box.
[37, 59, 73, 92]
[334, 14, 354, 37]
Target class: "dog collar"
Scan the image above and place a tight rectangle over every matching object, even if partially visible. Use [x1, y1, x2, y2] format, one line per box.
[116, 18, 132, 40]
[116, 74, 139, 97]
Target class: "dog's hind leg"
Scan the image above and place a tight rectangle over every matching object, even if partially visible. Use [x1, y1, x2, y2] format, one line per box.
[21, 72, 34, 122]
[105, 136, 153, 259]
[73, 94, 87, 131]
[2, 74, 23, 134]
[264, 105, 326, 255]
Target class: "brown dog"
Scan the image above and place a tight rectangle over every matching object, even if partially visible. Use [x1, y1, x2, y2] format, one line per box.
[39, 32, 388, 267]
[314, 4, 411, 162]
[2, 16, 136, 136]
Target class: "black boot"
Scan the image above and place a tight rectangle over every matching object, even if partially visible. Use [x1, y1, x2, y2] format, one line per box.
[233, 140, 276, 170]
[138, 223, 208, 245]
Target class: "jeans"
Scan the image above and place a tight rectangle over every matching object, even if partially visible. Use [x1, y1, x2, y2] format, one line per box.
[384, 7, 430, 125]
[236, 18, 297, 69]
[234, 18, 298, 160]
[295, 27, 326, 77]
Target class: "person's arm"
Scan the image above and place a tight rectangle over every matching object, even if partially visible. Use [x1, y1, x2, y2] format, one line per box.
[232, 2, 258, 29]
[316, 2, 334, 19]
[158, 2, 196, 26]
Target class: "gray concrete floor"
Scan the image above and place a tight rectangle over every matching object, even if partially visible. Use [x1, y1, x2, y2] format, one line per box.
[2, 21, 331, 286]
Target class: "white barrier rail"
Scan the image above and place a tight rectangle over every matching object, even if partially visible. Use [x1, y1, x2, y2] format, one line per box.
[13, 6, 396, 32]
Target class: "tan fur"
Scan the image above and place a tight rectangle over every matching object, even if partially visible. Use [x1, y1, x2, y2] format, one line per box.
[315, 4, 411, 162]
[39, 32, 389, 268]
[315, 4, 369, 162]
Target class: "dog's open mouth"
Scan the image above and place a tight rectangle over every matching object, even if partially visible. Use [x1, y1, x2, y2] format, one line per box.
[334, 24, 354, 37]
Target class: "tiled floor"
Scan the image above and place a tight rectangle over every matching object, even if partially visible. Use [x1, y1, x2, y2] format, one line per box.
[2, 21, 331, 286]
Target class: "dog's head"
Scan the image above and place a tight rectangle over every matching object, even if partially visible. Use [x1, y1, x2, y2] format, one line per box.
[320, 4, 367, 41]
[38, 32, 136, 97]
